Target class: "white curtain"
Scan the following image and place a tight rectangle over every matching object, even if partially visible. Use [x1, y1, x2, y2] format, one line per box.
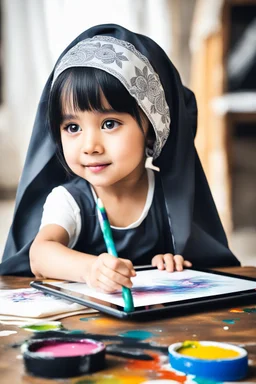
[0, 0, 172, 189]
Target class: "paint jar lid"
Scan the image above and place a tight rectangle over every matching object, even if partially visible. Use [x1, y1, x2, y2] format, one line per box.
[168, 340, 248, 381]
[21, 337, 105, 379]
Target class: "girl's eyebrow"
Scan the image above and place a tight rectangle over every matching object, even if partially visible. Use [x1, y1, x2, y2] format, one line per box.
[62, 109, 123, 122]
[61, 113, 78, 122]
[101, 108, 123, 114]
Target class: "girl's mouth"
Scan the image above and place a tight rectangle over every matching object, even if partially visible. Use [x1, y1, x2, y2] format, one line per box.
[86, 164, 110, 173]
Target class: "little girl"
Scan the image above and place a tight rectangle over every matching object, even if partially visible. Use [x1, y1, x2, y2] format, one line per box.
[0, 24, 240, 288]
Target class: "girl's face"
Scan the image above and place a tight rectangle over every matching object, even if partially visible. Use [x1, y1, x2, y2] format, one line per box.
[60, 96, 149, 189]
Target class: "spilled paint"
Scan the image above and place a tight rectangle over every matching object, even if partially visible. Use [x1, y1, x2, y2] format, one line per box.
[80, 317, 100, 322]
[243, 307, 256, 313]
[230, 306, 256, 313]
[193, 378, 223, 384]
[75, 374, 147, 383]
[222, 318, 240, 324]
[119, 330, 153, 339]
[141, 381, 184, 384]
[68, 329, 85, 335]
[230, 308, 244, 313]
[126, 352, 186, 383]
[20, 321, 62, 332]
[88, 318, 116, 327]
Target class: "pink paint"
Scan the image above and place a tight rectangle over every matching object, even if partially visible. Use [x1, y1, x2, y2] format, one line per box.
[36, 340, 100, 357]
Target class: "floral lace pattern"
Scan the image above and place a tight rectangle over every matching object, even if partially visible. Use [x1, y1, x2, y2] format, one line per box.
[130, 66, 170, 126]
[58, 42, 128, 70]
[53, 36, 171, 158]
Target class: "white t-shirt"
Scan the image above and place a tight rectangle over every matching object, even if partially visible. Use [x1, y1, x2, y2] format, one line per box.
[40, 169, 155, 248]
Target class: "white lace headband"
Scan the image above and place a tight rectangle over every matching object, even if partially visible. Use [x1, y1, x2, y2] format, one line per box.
[52, 36, 170, 159]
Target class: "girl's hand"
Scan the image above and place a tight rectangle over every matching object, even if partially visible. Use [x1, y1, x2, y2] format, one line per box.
[151, 253, 192, 272]
[88, 253, 136, 293]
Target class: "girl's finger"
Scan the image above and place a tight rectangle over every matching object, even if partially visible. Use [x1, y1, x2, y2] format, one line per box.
[152, 255, 165, 270]
[163, 253, 175, 272]
[184, 260, 192, 267]
[99, 262, 133, 288]
[122, 259, 137, 276]
[173, 254, 184, 271]
[95, 278, 121, 293]
[103, 254, 135, 277]
[96, 272, 125, 292]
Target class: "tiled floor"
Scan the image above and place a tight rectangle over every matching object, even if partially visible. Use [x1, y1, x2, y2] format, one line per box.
[0, 199, 255, 266]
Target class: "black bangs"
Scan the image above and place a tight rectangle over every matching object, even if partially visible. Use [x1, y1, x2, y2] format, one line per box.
[50, 66, 143, 126]
[48, 67, 146, 170]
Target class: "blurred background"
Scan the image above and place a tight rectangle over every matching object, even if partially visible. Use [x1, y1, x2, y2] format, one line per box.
[0, 0, 255, 266]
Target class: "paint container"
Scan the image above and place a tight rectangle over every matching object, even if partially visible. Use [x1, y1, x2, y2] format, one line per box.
[21, 337, 105, 378]
[168, 340, 248, 381]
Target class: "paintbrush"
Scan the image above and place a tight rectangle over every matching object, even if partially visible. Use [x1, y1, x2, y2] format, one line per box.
[96, 198, 134, 312]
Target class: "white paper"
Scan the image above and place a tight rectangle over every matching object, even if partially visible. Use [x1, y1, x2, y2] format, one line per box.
[0, 287, 96, 318]
[50, 269, 256, 308]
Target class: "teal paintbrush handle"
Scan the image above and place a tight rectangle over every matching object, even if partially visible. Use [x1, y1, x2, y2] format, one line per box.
[105, 236, 134, 312]
[122, 286, 134, 312]
[97, 199, 134, 312]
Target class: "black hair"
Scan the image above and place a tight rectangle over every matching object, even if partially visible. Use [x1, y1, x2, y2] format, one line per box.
[48, 67, 155, 171]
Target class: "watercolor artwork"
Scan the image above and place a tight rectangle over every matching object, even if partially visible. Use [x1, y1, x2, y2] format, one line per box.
[50, 269, 256, 308]
[0, 288, 90, 318]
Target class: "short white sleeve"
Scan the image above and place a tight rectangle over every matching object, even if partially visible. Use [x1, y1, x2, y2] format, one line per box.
[40, 186, 81, 248]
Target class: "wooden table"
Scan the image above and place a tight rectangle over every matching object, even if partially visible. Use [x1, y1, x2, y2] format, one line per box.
[0, 266, 256, 384]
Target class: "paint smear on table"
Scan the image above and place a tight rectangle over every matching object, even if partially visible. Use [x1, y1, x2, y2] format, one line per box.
[141, 381, 185, 384]
[21, 321, 62, 332]
[119, 330, 153, 340]
[222, 318, 240, 324]
[74, 374, 147, 383]
[243, 307, 256, 313]
[79, 316, 100, 322]
[127, 353, 186, 383]
[230, 306, 256, 313]
[193, 378, 223, 384]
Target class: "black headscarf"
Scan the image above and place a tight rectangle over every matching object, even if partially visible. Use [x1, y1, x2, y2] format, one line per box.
[0, 24, 239, 276]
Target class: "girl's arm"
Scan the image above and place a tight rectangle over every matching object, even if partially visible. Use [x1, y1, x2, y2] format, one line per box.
[29, 224, 135, 291]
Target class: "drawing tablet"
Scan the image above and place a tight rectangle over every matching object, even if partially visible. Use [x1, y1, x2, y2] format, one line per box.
[31, 267, 256, 319]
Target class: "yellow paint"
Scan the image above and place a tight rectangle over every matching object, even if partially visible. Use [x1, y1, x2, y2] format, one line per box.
[92, 318, 116, 326]
[230, 308, 243, 313]
[72, 374, 147, 383]
[177, 341, 240, 360]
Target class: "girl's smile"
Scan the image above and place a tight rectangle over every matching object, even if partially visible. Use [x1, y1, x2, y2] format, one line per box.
[85, 163, 111, 173]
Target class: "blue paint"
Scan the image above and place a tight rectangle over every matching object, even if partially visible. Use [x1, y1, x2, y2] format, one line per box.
[243, 307, 256, 313]
[79, 317, 99, 322]
[68, 330, 85, 334]
[194, 378, 223, 384]
[119, 330, 152, 339]
[222, 318, 240, 324]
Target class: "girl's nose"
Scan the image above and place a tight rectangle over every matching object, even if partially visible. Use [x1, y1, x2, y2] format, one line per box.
[81, 131, 103, 155]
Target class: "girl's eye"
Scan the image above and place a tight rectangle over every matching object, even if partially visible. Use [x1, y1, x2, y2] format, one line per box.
[64, 124, 81, 134]
[102, 120, 120, 130]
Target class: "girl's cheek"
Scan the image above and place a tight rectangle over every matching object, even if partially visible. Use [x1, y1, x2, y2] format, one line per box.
[62, 146, 76, 166]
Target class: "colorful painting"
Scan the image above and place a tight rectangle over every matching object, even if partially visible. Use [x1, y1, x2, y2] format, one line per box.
[51, 269, 256, 308]
[5, 288, 58, 303]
